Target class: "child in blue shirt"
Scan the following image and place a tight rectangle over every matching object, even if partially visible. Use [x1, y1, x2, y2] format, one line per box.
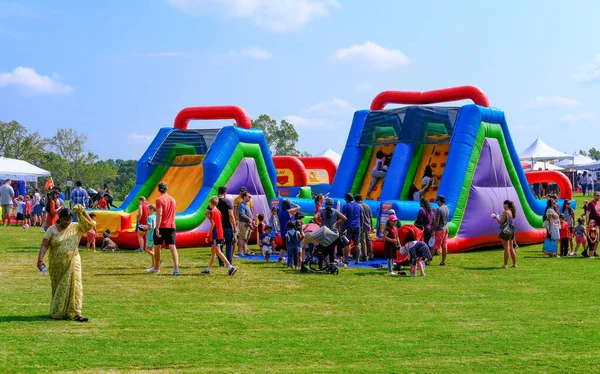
[285, 221, 303, 269]
[260, 225, 275, 262]
[143, 204, 157, 272]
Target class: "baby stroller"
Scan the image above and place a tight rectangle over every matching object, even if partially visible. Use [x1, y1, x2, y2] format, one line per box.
[87, 188, 101, 208]
[301, 226, 340, 275]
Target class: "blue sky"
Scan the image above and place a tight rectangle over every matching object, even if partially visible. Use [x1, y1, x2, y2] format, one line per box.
[1, 0, 599, 160]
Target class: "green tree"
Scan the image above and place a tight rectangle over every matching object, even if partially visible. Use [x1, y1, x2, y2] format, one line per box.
[251, 115, 308, 156]
[578, 149, 589, 157]
[0, 120, 47, 164]
[589, 148, 600, 160]
[47, 128, 98, 182]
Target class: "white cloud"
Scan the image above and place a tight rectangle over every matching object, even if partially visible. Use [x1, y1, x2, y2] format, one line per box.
[127, 133, 154, 143]
[145, 52, 191, 58]
[559, 112, 596, 123]
[572, 55, 600, 82]
[167, 0, 339, 32]
[331, 41, 410, 70]
[0, 66, 73, 95]
[283, 115, 340, 128]
[525, 96, 582, 109]
[305, 98, 355, 116]
[227, 46, 272, 60]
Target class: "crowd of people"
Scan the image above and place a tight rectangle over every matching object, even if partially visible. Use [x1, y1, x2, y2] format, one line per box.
[0, 178, 120, 231]
[542, 192, 600, 259]
[26, 168, 600, 323]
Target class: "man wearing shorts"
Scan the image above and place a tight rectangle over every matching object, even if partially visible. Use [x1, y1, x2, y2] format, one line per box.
[217, 186, 236, 265]
[201, 196, 238, 276]
[433, 195, 449, 266]
[1, 179, 15, 226]
[151, 182, 180, 276]
[342, 193, 363, 265]
[237, 192, 253, 256]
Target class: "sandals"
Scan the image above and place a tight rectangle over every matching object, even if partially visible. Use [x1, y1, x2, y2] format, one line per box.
[74, 315, 89, 322]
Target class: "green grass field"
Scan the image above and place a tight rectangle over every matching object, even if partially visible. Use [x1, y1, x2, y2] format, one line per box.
[1, 194, 599, 373]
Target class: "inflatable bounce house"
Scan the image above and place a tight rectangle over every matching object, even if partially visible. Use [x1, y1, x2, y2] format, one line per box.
[273, 156, 337, 198]
[93, 86, 572, 254]
[280, 86, 572, 253]
[91, 106, 278, 248]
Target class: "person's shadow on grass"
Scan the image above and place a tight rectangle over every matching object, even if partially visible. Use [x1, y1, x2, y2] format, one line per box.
[463, 266, 504, 271]
[0, 315, 51, 323]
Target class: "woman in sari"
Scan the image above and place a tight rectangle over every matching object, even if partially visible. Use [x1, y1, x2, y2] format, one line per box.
[37, 205, 95, 322]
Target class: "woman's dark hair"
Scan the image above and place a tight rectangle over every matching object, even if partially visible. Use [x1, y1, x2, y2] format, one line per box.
[281, 200, 291, 211]
[504, 200, 516, 218]
[325, 203, 334, 220]
[58, 208, 72, 220]
[423, 165, 433, 178]
[562, 200, 571, 213]
[376, 150, 384, 159]
[420, 197, 432, 212]
[286, 221, 295, 229]
[546, 199, 554, 210]
[314, 193, 323, 205]
[408, 184, 419, 200]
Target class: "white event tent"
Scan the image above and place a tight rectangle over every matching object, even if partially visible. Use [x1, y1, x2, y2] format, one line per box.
[315, 148, 342, 165]
[0, 157, 51, 182]
[519, 137, 574, 164]
[556, 152, 595, 169]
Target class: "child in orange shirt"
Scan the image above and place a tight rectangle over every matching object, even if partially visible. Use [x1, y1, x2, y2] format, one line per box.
[585, 219, 598, 258]
[559, 214, 570, 257]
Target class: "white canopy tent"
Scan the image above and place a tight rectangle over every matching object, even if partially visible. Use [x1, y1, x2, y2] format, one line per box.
[315, 148, 342, 165]
[0, 157, 51, 182]
[556, 152, 595, 168]
[575, 160, 600, 170]
[519, 137, 574, 162]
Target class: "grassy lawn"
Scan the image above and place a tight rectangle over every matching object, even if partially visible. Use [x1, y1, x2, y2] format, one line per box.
[1, 194, 599, 373]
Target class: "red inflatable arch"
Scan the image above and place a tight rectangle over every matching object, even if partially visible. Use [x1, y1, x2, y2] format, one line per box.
[173, 105, 252, 130]
[525, 170, 573, 199]
[370, 85, 490, 110]
[272, 156, 308, 187]
[298, 157, 338, 184]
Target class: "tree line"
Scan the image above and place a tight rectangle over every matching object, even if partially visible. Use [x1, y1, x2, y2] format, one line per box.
[0, 115, 309, 199]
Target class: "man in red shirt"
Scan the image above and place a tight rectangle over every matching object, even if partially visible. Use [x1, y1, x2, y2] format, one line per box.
[202, 196, 238, 276]
[587, 192, 600, 228]
[150, 182, 180, 276]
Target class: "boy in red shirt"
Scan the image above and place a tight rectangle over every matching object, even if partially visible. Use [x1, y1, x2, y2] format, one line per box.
[559, 214, 570, 257]
[97, 195, 109, 210]
[203, 196, 238, 276]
